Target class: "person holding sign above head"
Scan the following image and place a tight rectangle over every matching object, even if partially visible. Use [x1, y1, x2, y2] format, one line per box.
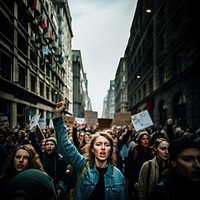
[53, 101, 127, 200]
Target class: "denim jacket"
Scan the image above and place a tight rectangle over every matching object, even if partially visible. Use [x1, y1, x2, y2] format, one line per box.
[53, 117, 127, 200]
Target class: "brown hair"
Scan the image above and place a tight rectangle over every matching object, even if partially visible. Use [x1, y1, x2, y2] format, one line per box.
[85, 132, 117, 167]
[1, 144, 45, 185]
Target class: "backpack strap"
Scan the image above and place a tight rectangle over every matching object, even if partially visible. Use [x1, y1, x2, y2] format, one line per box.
[76, 166, 87, 186]
[146, 160, 152, 194]
[157, 179, 170, 200]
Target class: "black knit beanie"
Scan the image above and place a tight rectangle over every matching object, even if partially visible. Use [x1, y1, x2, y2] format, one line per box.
[169, 137, 200, 160]
[45, 137, 57, 147]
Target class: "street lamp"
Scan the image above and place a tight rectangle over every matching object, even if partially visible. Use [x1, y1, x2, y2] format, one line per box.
[137, 75, 141, 79]
[145, 8, 152, 13]
[145, 1, 152, 13]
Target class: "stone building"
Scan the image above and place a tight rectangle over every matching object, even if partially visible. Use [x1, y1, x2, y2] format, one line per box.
[72, 50, 92, 118]
[0, 0, 73, 128]
[124, 0, 200, 129]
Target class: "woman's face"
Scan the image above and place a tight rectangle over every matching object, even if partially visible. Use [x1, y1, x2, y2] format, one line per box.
[84, 134, 91, 144]
[140, 135, 150, 148]
[14, 149, 30, 172]
[40, 141, 46, 151]
[174, 148, 200, 182]
[92, 136, 111, 166]
[45, 141, 56, 155]
[155, 141, 169, 160]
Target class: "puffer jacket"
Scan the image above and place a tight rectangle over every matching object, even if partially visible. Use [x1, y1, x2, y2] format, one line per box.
[53, 117, 127, 200]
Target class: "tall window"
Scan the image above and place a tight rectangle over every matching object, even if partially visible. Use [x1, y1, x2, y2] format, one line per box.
[0, 51, 12, 80]
[19, 66, 26, 87]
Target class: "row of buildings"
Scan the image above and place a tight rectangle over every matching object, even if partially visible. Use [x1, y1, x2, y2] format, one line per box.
[103, 0, 200, 130]
[0, 0, 91, 129]
[1, 0, 200, 131]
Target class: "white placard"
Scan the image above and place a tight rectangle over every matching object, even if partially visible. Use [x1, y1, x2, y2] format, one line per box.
[29, 113, 41, 130]
[131, 110, 153, 131]
[49, 119, 54, 129]
[75, 117, 85, 125]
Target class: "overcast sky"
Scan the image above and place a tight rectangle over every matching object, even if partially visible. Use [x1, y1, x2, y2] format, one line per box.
[67, 0, 137, 117]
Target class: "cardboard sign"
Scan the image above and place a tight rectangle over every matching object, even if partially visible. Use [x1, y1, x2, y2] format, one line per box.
[36, 124, 45, 142]
[131, 110, 153, 131]
[113, 112, 131, 126]
[84, 111, 98, 127]
[98, 118, 113, 130]
[64, 115, 75, 127]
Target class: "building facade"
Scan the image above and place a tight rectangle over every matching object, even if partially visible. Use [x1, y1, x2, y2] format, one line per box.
[0, 0, 73, 129]
[72, 50, 92, 118]
[114, 57, 128, 113]
[102, 80, 115, 119]
[124, 0, 200, 129]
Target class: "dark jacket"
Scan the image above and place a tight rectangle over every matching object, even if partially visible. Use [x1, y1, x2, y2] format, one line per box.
[29, 132, 68, 199]
[124, 145, 153, 185]
[148, 168, 200, 200]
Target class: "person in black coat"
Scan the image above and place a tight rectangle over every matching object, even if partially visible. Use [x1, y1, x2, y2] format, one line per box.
[29, 131, 68, 200]
[124, 131, 153, 199]
[148, 137, 200, 200]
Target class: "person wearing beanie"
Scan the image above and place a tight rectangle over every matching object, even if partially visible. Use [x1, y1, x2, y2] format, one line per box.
[46, 137, 58, 148]
[124, 130, 153, 199]
[148, 137, 200, 200]
[29, 131, 69, 200]
[5, 169, 58, 200]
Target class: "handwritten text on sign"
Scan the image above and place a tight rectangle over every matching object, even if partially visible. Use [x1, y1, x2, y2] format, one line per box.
[131, 110, 153, 131]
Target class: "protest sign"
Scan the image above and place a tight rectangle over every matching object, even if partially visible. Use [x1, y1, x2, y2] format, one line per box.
[29, 113, 41, 130]
[113, 112, 131, 126]
[64, 115, 75, 127]
[131, 110, 153, 131]
[84, 111, 98, 127]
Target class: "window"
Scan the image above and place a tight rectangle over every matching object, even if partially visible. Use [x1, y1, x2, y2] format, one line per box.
[40, 81, 44, 96]
[0, 51, 12, 80]
[19, 66, 26, 87]
[31, 75, 36, 92]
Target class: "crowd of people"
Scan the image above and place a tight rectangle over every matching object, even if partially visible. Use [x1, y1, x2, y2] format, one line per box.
[0, 102, 200, 200]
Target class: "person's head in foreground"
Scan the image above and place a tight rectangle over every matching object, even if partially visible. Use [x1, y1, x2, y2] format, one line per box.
[5, 169, 58, 200]
[169, 137, 200, 182]
[85, 131, 116, 168]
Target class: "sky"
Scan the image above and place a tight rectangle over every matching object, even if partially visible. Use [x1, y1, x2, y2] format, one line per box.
[67, 0, 138, 117]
